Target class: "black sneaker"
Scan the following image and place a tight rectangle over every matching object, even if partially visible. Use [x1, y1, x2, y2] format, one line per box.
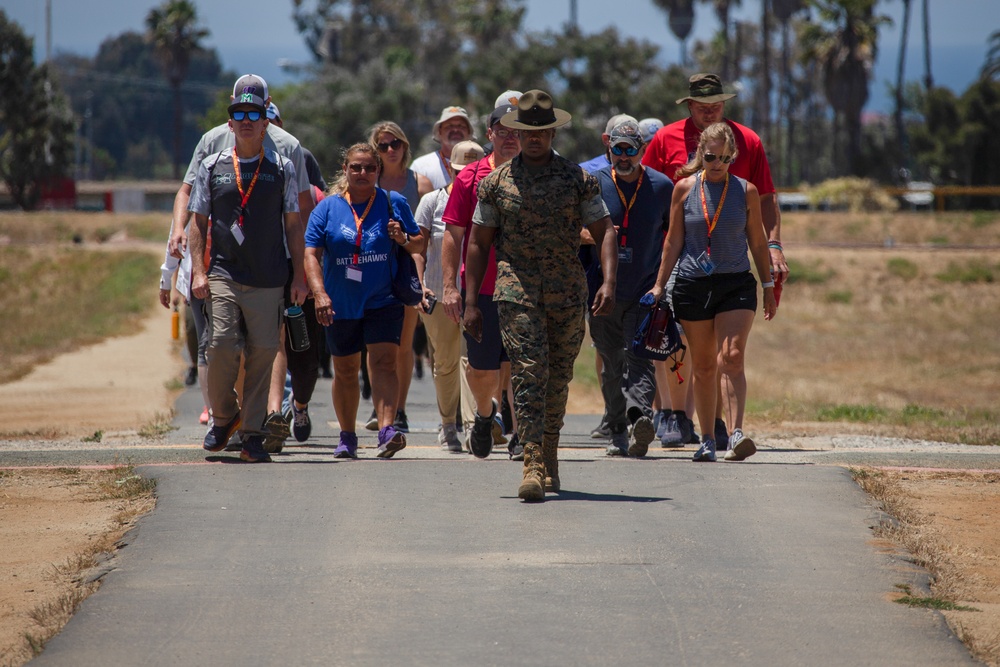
[240, 435, 272, 463]
[394, 409, 409, 433]
[184, 366, 198, 386]
[203, 413, 241, 452]
[507, 433, 524, 461]
[715, 418, 730, 451]
[291, 404, 311, 442]
[469, 400, 497, 459]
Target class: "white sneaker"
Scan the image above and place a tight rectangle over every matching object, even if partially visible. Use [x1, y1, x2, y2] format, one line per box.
[724, 428, 757, 461]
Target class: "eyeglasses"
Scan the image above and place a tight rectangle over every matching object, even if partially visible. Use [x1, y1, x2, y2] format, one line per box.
[348, 163, 378, 174]
[376, 138, 404, 153]
[230, 110, 262, 122]
[703, 153, 734, 164]
[492, 128, 519, 139]
[610, 145, 639, 157]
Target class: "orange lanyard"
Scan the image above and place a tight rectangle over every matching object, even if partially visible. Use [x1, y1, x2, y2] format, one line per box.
[233, 147, 264, 229]
[611, 167, 644, 248]
[345, 191, 376, 265]
[437, 151, 453, 185]
[699, 171, 729, 257]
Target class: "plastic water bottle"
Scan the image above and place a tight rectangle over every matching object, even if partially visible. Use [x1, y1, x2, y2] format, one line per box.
[171, 307, 180, 340]
[285, 304, 311, 352]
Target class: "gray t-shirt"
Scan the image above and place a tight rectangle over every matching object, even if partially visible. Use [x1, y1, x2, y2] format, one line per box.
[183, 123, 310, 195]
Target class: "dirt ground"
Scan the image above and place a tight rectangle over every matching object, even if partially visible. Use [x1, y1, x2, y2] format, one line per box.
[0, 306, 998, 665]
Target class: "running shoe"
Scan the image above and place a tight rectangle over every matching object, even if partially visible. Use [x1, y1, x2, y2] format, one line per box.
[693, 436, 717, 462]
[628, 415, 655, 457]
[365, 408, 379, 431]
[469, 399, 499, 459]
[292, 404, 311, 442]
[438, 423, 463, 453]
[262, 411, 289, 454]
[239, 435, 272, 463]
[394, 409, 409, 433]
[203, 413, 241, 452]
[507, 433, 524, 461]
[334, 431, 358, 459]
[606, 429, 629, 457]
[715, 418, 730, 451]
[377, 425, 406, 458]
[724, 428, 757, 462]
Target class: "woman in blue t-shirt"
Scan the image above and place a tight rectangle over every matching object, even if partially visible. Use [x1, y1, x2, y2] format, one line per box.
[304, 142, 424, 459]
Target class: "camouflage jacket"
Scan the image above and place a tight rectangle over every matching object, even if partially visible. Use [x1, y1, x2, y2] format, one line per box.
[473, 152, 609, 308]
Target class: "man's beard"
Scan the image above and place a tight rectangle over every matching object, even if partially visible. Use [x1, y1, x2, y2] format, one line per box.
[614, 161, 637, 177]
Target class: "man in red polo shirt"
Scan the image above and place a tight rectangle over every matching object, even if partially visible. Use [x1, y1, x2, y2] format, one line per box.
[643, 73, 789, 449]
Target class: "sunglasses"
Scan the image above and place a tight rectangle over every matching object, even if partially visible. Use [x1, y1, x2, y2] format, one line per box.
[703, 153, 734, 164]
[348, 163, 378, 174]
[230, 110, 262, 122]
[610, 145, 639, 157]
[376, 138, 404, 153]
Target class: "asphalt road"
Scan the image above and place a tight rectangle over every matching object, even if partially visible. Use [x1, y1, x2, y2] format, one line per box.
[17, 373, 998, 665]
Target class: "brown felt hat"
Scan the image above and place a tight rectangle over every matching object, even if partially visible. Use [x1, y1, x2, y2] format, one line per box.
[675, 73, 736, 105]
[500, 89, 572, 131]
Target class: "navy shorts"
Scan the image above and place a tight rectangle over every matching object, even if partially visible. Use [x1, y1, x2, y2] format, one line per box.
[672, 271, 757, 322]
[464, 291, 508, 371]
[325, 303, 404, 357]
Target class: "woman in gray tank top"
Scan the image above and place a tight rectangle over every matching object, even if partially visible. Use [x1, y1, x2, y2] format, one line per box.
[647, 122, 776, 463]
[368, 122, 433, 434]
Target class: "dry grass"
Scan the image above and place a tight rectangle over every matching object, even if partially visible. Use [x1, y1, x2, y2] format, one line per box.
[852, 468, 1000, 666]
[2, 464, 156, 665]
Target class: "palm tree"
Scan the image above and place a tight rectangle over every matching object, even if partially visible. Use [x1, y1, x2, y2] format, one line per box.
[895, 0, 912, 169]
[800, 0, 889, 176]
[146, 0, 209, 179]
[652, 0, 697, 64]
[981, 29, 1000, 80]
[701, 0, 742, 81]
[773, 0, 806, 183]
[921, 0, 932, 89]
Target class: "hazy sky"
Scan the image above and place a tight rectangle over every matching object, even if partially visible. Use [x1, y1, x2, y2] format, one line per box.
[4, 0, 995, 112]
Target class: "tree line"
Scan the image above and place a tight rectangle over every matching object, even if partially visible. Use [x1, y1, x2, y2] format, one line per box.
[2, 1, 999, 210]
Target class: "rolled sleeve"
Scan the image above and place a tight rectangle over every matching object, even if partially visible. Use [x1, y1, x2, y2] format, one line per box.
[472, 199, 499, 228]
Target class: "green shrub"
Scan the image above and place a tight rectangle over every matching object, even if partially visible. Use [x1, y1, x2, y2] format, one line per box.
[802, 177, 900, 213]
[825, 290, 853, 304]
[785, 258, 835, 285]
[935, 261, 995, 284]
[817, 404, 888, 422]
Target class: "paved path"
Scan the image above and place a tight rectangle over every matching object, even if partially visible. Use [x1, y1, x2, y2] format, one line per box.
[23, 373, 997, 665]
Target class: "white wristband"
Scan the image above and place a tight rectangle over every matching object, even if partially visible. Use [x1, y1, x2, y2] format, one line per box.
[761, 281, 775, 289]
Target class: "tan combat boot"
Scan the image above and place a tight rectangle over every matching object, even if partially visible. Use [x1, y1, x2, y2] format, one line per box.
[517, 442, 545, 502]
[542, 434, 560, 493]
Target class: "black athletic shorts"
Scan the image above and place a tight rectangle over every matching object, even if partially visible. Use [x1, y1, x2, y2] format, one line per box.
[671, 271, 757, 322]
[463, 291, 508, 371]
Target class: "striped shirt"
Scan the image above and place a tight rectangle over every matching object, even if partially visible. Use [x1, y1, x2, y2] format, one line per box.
[676, 172, 751, 279]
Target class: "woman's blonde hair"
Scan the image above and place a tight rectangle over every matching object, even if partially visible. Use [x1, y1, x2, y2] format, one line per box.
[367, 121, 413, 167]
[675, 122, 739, 180]
[328, 142, 382, 196]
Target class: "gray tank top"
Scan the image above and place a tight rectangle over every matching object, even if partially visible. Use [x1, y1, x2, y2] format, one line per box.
[677, 172, 751, 278]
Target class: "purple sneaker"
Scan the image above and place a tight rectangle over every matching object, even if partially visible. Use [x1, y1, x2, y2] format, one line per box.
[334, 431, 358, 459]
[377, 425, 406, 459]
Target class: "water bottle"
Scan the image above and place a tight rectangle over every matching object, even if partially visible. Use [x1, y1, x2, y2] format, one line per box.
[171, 307, 180, 340]
[285, 304, 311, 352]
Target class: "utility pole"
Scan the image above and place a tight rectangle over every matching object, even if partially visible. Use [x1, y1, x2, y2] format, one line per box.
[45, 0, 52, 62]
[570, 0, 578, 29]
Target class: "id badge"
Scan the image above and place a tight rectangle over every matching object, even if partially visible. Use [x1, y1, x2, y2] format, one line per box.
[230, 222, 245, 246]
[618, 247, 633, 264]
[696, 250, 716, 275]
[346, 265, 362, 282]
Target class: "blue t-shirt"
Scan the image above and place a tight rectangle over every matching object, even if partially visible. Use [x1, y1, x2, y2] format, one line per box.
[596, 165, 673, 302]
[305, 188, 420, 320]
[579, 154, 611, 174]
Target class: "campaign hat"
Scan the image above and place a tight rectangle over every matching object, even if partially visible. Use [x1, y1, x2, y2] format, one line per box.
[500, 89, 571, 131]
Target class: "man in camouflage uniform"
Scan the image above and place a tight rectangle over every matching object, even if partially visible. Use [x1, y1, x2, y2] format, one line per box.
[463, 90, 618, 502]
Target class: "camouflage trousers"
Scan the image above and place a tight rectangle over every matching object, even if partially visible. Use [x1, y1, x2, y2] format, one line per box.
[497, 300, 586, 446]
